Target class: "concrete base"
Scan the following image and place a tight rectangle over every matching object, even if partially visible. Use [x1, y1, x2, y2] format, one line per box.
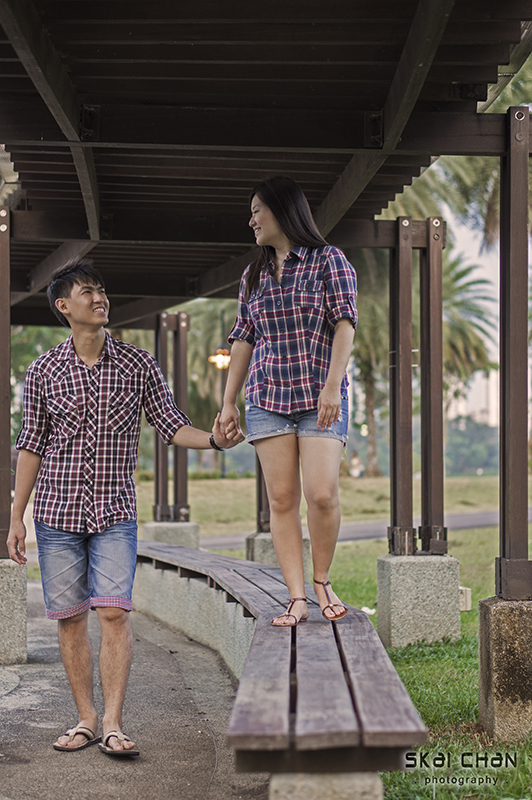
[132, 559, 256, 679]
[269, 773, 383, 800]
[479, 596, 532, 741]
[246, 531, 312, 583]
[140, 521, 200, 549]
[377, 555, 460, 649]
[0, 560, 27, 665]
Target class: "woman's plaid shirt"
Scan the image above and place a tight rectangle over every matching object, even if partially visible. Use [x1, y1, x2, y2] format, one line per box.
[16, 331, 190, 534]
[229, 245, 357, 414]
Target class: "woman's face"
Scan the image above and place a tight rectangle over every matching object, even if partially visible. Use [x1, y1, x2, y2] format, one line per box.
[249, 195, 286, 249]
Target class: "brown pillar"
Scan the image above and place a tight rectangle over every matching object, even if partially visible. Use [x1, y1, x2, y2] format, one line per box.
[0, 208, 10, 558]
[388, 217, 416, 554]
[171, 311, 190, 521]
[496, 106, 531, 599]
[153, 313, 171, 521]
[418, 217, 447, 554]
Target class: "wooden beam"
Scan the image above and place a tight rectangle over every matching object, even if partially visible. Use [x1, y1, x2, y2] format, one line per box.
[314, 0, 456, 234]
[478, 22, 532, 113]
[0, 207, 9, 558]
[10, 240, 98, 305]
[0, 0, 100, 238]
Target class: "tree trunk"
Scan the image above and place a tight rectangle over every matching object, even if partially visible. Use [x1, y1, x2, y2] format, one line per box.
[363, 370, 382, 477]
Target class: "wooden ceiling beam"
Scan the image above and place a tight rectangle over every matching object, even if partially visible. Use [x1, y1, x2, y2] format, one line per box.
[10, 239, 98, 305]
[108, 296, 187, 327]
[314, 0, 457, 235]
[0, 0, 100, 239]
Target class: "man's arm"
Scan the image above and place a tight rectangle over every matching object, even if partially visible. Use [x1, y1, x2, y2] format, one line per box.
[171, 413, 245, 449]
[7, 449, 42, 565]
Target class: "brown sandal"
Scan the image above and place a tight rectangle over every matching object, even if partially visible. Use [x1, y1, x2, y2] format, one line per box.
[313, 580, 348, 621]
[272, 597, 308, 627]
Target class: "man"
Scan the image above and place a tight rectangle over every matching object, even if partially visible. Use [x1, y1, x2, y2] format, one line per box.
[7, 258, 243, 757]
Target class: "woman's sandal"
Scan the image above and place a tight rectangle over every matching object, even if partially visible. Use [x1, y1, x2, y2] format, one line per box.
[272, 597, 308, 627]
[313, 579, 348, 621]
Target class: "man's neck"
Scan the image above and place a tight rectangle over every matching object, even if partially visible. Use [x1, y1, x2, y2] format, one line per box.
[71, 326, 107, 368]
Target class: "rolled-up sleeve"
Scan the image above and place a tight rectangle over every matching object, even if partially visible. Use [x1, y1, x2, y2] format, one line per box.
[143, 359, 191, 445]
[228, 267, 256, 345]
[16, 365, 49, 456]
[324, 249, 358, 329]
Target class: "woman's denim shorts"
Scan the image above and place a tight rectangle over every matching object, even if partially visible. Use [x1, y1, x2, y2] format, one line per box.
[34, 519, 137, 620]
[245, 396, 348, 444]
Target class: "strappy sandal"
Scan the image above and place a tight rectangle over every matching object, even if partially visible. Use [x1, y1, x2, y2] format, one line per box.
[98, 730, 139, 758]
[53, 724, 101, 751]
[313, 579, 348, 621]
[272, 597, 308, 627]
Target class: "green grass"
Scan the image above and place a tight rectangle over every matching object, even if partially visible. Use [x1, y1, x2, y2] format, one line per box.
[136, 474, 519, 539]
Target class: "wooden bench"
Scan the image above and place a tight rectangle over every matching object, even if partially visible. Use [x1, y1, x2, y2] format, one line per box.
[135, 542, 427, 776]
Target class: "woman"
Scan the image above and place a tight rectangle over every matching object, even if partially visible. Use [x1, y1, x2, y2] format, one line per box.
[220, 176, 357, 626]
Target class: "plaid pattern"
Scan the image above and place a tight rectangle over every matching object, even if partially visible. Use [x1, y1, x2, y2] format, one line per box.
[229, 245, 357, 414]
[17, 331, 190, 534]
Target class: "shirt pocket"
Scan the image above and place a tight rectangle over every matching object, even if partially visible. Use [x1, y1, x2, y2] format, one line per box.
[108, 390, 140, 434]
[247, 289, 266, 334]
[46, 394, 80, 440]
[296, 280, 324, 308]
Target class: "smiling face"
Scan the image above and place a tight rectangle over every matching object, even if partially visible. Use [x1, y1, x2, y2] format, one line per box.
[249, 194, 289, 250]
[55, 280, 110, 329]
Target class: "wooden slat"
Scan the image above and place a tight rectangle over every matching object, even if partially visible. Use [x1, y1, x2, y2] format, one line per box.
[227, 614, 292, 750]
[335, 609, 427, 747]
[294, 607, 360, 750]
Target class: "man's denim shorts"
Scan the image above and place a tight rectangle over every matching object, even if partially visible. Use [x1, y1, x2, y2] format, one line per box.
[245, 396, 349, 444]
[34, 519, 138, 620]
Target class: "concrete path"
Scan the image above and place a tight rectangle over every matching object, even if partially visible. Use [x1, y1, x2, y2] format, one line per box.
[201, 508, 532, 551]
[0, 582, 268, 800]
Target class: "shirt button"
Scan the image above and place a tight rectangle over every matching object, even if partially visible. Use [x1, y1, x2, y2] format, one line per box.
[276, 300, 282, 306]
[280, 328, 286, 334]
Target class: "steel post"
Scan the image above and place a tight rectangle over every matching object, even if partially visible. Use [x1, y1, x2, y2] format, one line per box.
[0, 208, 10, 558]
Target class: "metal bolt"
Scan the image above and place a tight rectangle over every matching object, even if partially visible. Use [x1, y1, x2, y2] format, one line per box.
[0, 209, 7, 217]
[433, 233, 440, 240]
[515, 109, 526, 121]
[401, 219, 410, 227]
[516, 132, 525, 142]
[0, 224, 7, 232]
[432, 218, 441, 227]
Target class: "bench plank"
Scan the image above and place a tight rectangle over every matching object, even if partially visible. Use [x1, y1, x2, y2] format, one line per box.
[335, 609, 427, 747]
[294, 607, 360, 750]
[227, 614, 292, 750]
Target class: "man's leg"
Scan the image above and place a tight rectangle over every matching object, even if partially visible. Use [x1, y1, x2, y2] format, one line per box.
[55, 610, 98, 748]
[96, 607, 136, 751]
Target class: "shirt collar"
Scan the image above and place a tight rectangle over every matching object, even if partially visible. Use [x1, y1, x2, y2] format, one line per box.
[58, 330, 116, 364]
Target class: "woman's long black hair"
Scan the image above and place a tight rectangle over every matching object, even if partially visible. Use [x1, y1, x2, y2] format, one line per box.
[245, 176, 328, 300]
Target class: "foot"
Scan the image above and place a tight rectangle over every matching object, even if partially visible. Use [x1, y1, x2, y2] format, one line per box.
[313, 579, 348, 620]
[272, 598, 308, 627]
[101, 728, 137, 753]
[54, 715, 99, 750]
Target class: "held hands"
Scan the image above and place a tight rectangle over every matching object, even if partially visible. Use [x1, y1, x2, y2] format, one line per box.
[7, 519, 28, 566]
[317, 384, 342, 430]
[212, 411, 245, 449]
[219, 403, 241, 439]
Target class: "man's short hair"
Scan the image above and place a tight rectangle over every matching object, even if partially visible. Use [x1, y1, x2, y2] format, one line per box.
[47, 257, 106, 327]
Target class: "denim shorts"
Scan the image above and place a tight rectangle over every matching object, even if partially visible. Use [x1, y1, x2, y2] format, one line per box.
[34, 519, 138, 620]
[245, 396, 349, 444]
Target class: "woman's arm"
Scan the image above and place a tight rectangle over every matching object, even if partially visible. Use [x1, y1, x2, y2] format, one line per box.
[171, 413, 245, 449]
[219, 340, 254, 435]
[317, 318, 355, 430]
[7, 449, 42, 565]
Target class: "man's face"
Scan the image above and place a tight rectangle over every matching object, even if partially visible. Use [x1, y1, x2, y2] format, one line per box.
[56, 281, 110, 328]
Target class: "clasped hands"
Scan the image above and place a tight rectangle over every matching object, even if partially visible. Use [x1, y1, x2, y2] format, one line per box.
[212, 409, 245, 448]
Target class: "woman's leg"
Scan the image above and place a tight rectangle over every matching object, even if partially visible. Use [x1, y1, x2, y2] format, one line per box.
[299, 437, 346, 618]
[254, 434, 308, 624]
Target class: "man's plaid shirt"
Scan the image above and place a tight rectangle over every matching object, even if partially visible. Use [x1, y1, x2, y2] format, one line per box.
[16, 331, 190, 535]
[229, 245, 357, 414]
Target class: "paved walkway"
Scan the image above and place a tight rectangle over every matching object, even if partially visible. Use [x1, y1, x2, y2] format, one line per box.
[201, 508, 532, 551]
[0, 582, 268, 800]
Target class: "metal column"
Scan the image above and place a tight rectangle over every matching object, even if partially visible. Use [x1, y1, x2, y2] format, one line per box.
[0, 208, 10, 559]
[496, 107, 531, 599]
[418, 217, 447, 553]
[153, 311, 190, 522]
[388, 217, 416, 554]
[171, 312, 190, 521]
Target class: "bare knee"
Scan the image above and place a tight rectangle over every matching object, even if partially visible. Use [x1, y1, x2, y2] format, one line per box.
[306, 485, 339, 514]
[96, 606, 131, 627]
[269, 488, 300, 516]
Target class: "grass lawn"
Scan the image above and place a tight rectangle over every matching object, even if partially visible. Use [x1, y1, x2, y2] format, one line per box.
[135, 474, 517, 539]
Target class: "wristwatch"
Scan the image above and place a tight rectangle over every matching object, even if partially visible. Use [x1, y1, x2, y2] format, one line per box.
[209, 434, 223, 451]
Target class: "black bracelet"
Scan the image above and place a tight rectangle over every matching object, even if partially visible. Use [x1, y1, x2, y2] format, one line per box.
[209, 434, 223, 451]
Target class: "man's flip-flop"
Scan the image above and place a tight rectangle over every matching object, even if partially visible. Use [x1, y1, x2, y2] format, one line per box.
[53, 725, 101, 751]
[98, 730, 139, 758]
